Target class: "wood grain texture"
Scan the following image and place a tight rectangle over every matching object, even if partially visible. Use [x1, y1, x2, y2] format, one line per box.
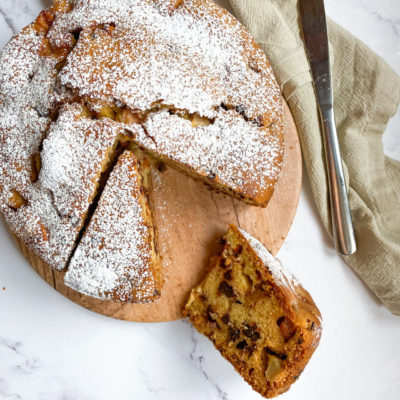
[11, 100, 302, 322]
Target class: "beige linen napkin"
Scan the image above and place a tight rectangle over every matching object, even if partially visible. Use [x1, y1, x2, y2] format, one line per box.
[228, 0, 400, 315]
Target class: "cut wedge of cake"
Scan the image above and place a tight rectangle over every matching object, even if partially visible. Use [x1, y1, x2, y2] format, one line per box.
[184, 225, 321, 398]
[64, 150, 161, 303]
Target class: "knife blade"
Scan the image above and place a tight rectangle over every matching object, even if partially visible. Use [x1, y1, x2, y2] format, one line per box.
[299, 0, 332, 108]
[299, 0, 357, 255]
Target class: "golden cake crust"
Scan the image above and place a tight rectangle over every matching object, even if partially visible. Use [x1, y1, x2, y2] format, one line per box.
[184, 225, 322, 398]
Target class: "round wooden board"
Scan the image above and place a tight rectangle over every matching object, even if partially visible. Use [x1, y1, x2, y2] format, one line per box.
[12, 100, 302, 322]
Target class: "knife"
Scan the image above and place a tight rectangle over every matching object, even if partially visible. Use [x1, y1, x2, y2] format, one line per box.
[299, 0, 357, 255]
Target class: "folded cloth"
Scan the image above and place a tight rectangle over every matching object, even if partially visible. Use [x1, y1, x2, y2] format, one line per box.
[229, 0, 400, 315]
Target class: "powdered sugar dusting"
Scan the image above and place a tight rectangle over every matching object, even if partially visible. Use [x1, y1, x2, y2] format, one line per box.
[0, 28, 120, 269]
[51, 0, 282, 121]
[64, 151, 160, 302]
[40, 103, 120, 223]
[0, 27, 55, 196]
[141, 109, 282, 197]
[238, 227, 299, 288]
[0, 27, 77, 269]
[0, 27, 57, 111]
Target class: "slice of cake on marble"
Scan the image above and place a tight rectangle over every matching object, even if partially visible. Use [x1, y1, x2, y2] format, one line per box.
[64, 150, 161, 303]
[184, 225, 321, 398]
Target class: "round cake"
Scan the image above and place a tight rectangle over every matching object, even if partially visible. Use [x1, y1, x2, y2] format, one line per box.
[0, 0, 284, 301]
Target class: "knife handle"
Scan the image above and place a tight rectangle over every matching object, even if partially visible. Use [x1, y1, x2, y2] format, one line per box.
[320, 106, 357, 255]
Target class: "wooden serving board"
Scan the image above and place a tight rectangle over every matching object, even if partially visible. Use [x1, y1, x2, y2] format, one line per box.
[12, 100, 302, 322]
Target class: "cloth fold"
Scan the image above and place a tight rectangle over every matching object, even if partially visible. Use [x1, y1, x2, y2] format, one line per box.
[228, 0, 400, 315]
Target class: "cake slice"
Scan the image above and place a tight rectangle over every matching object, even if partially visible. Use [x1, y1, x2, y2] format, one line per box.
[64, 150, 161, 303]
[184, 225, 321, 398]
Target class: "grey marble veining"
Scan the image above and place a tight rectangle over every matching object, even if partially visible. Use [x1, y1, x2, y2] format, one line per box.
[0, 335, 94, 400]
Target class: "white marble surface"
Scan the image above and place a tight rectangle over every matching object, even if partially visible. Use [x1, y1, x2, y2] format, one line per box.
[0, 0, 399, 399]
